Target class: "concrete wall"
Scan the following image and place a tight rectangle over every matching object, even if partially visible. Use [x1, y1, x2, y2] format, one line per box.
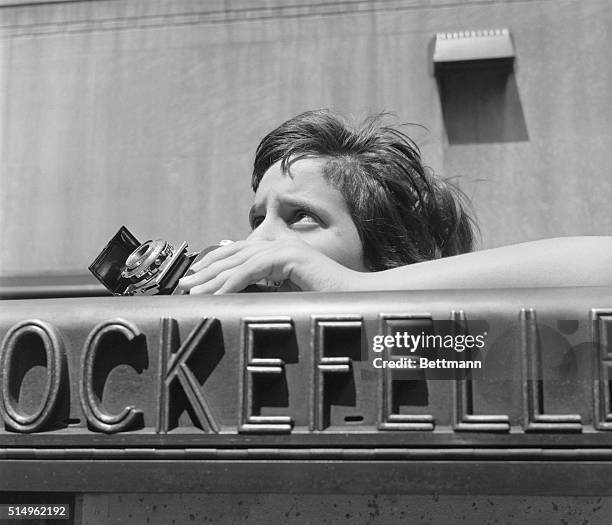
[1, 0, 610, 277]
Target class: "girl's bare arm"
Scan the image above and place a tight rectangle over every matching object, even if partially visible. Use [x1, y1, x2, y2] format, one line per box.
[352, 236, 612, 291]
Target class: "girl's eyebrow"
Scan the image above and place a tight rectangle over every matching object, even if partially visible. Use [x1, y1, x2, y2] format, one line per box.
[278, 196, 328, 219]
[250, 196, 326, 218]
[249, 194, 332, 228]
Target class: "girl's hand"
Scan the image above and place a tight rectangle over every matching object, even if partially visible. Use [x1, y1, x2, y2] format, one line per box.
[177, 238, 360, 294]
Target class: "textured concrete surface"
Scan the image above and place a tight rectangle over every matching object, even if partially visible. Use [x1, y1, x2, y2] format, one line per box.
[80, 494, 612, 524]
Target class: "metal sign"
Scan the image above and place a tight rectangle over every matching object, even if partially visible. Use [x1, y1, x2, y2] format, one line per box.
[1, 289, 611, 493]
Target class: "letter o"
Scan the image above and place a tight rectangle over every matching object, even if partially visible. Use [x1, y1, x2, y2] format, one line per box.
[0, 320, 66, 433]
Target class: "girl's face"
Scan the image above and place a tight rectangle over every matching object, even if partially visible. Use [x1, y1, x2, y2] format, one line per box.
[247, 157, 368, 272]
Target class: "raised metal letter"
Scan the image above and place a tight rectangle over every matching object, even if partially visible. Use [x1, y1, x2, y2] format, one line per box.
[592, 310, 612, 430]
[239, 317, 294, 433]
[158, 317, 220, 433]
[378, 314, 434, 431]
[311, 315, 365, 431]
[451, 310, 509, 432]
[520, 309, 582, 432]
[80, 318, 145, 433]
[0, 320, 66, 433]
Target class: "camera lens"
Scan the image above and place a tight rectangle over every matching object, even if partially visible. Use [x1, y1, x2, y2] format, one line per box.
[132, 243, 151, 260]
[121, 239, 173, 283]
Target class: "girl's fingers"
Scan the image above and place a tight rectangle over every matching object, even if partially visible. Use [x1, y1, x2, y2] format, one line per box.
[214, 253, 287, 294]
[189, 240, 248, 273]
[182, 238, 320, 294]
[188, 267, 238, 295]
[179, 244, 259, 289]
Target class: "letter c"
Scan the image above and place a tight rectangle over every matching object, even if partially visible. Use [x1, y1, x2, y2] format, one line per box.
[80, 318, 144, 433]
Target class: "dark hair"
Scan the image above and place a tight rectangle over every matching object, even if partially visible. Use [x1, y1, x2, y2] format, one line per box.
[252, 110, 476, 271]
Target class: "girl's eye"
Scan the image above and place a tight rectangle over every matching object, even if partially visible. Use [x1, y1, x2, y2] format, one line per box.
[292, 211, 318, 225]
[251, 216, 265, 229]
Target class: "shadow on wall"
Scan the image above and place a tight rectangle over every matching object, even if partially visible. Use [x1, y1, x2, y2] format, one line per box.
[436, 62, 529, 144]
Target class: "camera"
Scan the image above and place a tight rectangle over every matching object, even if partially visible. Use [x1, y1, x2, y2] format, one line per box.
[89, 226, 222, 296]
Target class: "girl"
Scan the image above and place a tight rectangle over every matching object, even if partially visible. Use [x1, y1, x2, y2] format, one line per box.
[178, 110, 611, 294]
